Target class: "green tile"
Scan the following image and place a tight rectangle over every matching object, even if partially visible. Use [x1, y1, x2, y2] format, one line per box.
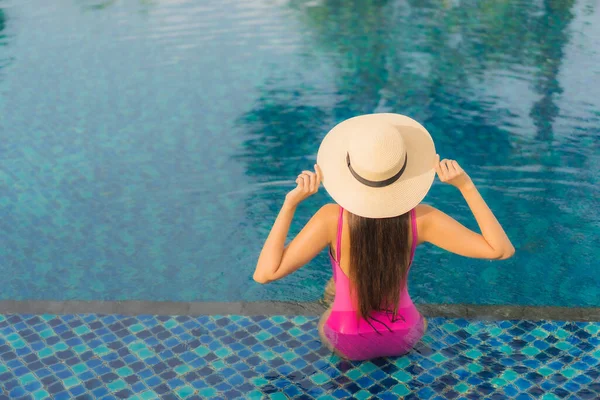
[214, 347, 231, 358]
[392, 371, 412, 383]
[465, 325, 481, 335]
[117, 367, 134, 377]
[20, 373, 36, 386]
[0, 365, 6, 373]
[255, 331, 272, 341]
[454, 382, 470, 393]
[259, 351, 276, 361]
[289, 327, 303, 337]
[63, 376, 81, 389]
[247, 390, 264, 399]
[38, 348, 53, 358]
[292, 316, 308, 325]
[394, 358, 410, 369]
[354, 390, 372, 400]
[12, 339, 26, 349]
[561, 367, 577, 378]
[555, 328, 569, 339]
[73, 325, 90, 335]
[163, 319, 177, 329]
[271, 316, 286, 324]
[500, 345, 512, 355]
[585, 325, 600, 335]
[176, 385, 194, 399]
[33, 389, 50, 400]
[175, 364, 191, 375]
[198, 388, 217, 398]
[555, 341, 571, 351]
[129, 342, 146, 352]
[542, 394, 560, 400]
[108, 379, 127, 391]
[430, 353, 447, 363]
[442, 322, 460, 332]
[53, 342, 68, 352]
[72, 363, 87, 375]
[392, 384, 410, 396]
[531, 328, 549, 338]
[522, 346, 541, 356]
[491, 377, 507, 387]
[539, 367, 554, 376]
[93, 345, 110, 355]
[489, 327, 503, 336]
[310, 372, 329, 385]
[6, 333, 20, 341]
[359, 362, 377, 374]
[73, 345, 88, 354]
[502, 370, 518, 381]
[465, 349, 482, 359]
[138, 349, 154, 359]
[346, 369, 362, 380]
[129, 324, 145, 333]
[140, 390, 159, 400]
[269, 393, 288, 400]
[212, 360, 226, 370]
[467, 363, 483, 373]
[281, 351, 297, 361]
[194, 346, 210, 357]
[252, 377, 269, 386]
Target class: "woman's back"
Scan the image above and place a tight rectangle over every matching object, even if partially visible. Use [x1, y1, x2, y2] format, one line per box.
[322, 206, 426, 360]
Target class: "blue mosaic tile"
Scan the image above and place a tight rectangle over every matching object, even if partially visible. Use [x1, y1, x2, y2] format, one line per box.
[0, 314, 600, 398]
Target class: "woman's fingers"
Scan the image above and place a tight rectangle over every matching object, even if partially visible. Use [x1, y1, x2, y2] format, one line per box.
[315, 164, 322, 188]
[443, 159, 451, 175]
[301, 174, 310, 191]
[450, 160, 460, 176]
[302, 170, 316, 192]
[434, 156, 444, 180]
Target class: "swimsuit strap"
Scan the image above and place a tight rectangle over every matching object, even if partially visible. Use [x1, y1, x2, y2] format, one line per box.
[409, 208, 418, 263]
[336, 206, 344, 263]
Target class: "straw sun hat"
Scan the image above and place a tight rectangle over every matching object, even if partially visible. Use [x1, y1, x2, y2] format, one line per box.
[317, 113, 436, 219]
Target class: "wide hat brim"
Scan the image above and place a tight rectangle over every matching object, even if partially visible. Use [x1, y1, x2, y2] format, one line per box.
[317, 113, 436, 219]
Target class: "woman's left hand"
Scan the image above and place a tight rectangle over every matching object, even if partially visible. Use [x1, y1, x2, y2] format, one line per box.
[285, 164, 322, 207]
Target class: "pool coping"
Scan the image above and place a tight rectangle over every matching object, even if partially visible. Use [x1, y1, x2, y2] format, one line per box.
[0, 300, 599, 321]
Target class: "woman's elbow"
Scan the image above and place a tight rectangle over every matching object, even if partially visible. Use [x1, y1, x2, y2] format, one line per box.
[253, 273, 272, 284]
[496, 245, 515, 260]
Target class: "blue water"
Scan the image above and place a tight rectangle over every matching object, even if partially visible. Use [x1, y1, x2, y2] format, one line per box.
[0, 0, 598, 305]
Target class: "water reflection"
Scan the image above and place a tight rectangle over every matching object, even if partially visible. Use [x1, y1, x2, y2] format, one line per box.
[0, 7, 13, 75]
[236, 0, 600, 306]
[529, 0, 575, 142]
[235, 77, 330, 180]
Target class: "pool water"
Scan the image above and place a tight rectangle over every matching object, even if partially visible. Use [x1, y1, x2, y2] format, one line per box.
[0, 0, 598, 305]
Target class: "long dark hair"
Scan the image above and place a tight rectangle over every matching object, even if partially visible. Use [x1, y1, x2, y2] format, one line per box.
[347, 211, 411, 330]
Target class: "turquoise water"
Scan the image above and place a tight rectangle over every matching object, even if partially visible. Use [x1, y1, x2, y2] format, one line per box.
[0, 0, 598, 305]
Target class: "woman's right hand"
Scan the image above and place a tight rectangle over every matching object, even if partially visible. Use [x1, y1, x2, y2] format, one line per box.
[434, 155, 474, 190]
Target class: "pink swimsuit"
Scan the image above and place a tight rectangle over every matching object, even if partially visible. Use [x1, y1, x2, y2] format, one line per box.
[323, 206, 425, 360]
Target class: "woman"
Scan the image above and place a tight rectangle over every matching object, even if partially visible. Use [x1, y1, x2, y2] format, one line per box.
[253, 114, 514, 360]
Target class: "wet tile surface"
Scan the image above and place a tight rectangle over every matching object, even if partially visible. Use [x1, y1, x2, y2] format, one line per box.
[0, 314, 599, 399]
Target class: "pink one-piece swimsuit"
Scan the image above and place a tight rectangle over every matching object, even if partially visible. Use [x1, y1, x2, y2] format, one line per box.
[323, 206, 425, 360]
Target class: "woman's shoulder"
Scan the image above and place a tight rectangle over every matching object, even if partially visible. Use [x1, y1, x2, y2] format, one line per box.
[415, 203, 436, 217]
[316, 203, 341, 221]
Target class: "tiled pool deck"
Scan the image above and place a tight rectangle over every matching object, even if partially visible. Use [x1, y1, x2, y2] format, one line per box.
[1, 305, 599, 399]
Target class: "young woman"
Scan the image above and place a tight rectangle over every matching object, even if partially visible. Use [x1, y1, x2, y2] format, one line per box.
[253, 113, 514, 361]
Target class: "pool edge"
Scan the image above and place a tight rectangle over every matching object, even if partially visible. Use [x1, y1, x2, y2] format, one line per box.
[0, 301, 598, 321]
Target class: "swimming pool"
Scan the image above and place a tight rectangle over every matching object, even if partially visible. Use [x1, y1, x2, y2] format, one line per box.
[0, 0, 598, 306]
